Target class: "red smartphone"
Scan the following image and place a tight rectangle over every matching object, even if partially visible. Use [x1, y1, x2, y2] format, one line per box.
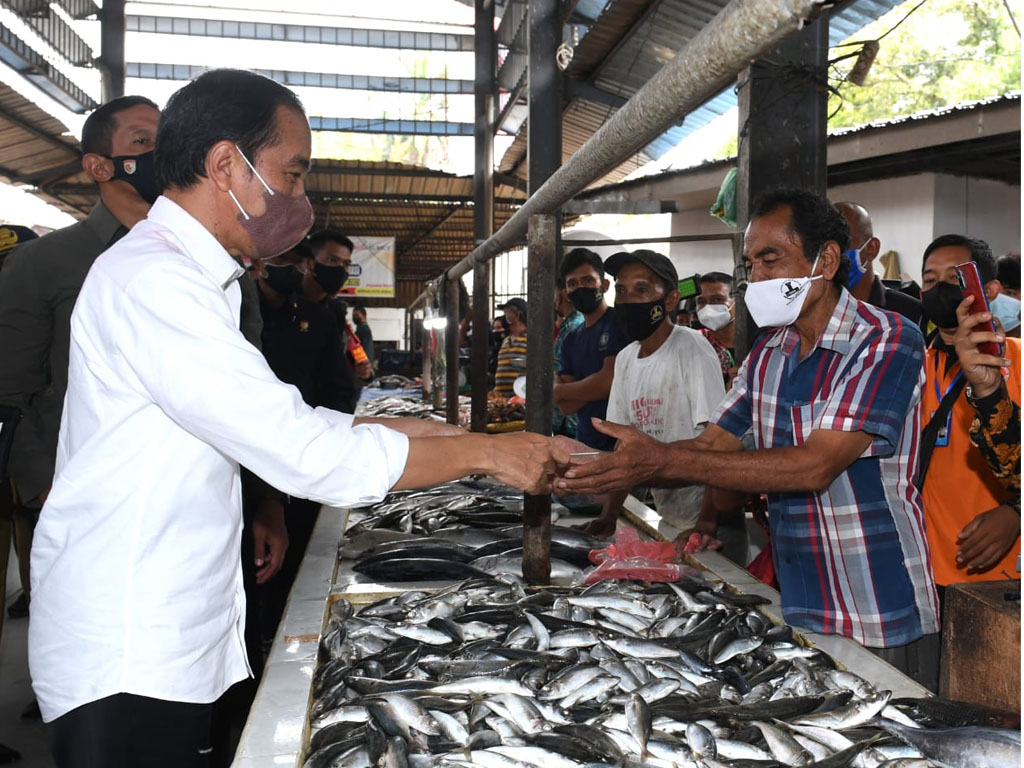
[955, 261, 1003, 358]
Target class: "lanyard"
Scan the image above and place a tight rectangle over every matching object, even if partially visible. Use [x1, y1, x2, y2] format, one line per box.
[932, 354, 964, 404]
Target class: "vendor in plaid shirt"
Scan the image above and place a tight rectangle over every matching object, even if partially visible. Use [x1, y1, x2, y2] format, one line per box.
[557, 189, 939, 688]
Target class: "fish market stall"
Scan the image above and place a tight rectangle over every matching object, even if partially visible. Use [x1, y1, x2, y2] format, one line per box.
[232, 488, 1020, 768]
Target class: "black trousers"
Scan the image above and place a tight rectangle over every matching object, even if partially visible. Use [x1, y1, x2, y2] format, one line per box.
[48, 693, 212, 768]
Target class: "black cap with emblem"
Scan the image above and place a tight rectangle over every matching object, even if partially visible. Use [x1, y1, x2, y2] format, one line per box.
[604, 249, 679, 292]
[0, 224, 39, 269]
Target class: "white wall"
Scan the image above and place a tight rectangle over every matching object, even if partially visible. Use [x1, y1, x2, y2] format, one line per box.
[667, 208, 735, 277]
[965, 177, 1021, 257]
[658, 173, 1020, 289]
[364, 307, 406, 344]
[828, 174, 937, 283]
[829, 173, 1020, 283]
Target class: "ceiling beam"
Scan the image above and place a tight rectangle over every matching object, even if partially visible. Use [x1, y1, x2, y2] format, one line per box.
[0, 25, 98, 112]
[3, 0, 93, 65]
[398, 204, 466, 258]
[563, 78, 628, 111]
[126, 15, 474, 51]
[309, 117, 474, 136]
[126, 63, 474, 94]
[562, 199, 678, 214]
[0, 103, 80, 157]
[12, 159, 83, 186]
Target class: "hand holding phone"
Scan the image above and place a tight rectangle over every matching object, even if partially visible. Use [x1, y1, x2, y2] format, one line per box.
[955, 261, 1002, 358]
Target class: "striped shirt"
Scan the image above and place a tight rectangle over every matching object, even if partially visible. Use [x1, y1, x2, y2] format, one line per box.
[494, 333, 527, 397]
[713, 289, 939, 648]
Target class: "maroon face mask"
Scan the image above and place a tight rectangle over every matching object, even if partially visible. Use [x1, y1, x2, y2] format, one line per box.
[228, 145, 314, 260]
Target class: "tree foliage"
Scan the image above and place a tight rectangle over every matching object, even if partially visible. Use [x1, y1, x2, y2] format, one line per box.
[827, 0, 1020, 128]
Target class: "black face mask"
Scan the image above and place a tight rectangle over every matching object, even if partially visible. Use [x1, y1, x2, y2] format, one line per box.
[568, 287, 603, 315]
[922, 282, 963, 330]
[263, 263, 303, 298]
[616, 299, 667, 342]
[314, 263, 348, 295]
[107, 150, 160, 204]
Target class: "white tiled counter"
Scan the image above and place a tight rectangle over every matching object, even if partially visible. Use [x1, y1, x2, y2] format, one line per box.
[231, 506, 348, 768]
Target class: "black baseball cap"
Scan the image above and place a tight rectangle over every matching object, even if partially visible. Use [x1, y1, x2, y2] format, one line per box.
[0, 224, 38, 256]
[497, 297, 528, 318]
[605, 249, 679, 290]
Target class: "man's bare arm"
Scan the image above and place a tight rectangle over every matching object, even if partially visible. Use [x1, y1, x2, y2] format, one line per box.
[392, 432, 568, 495]
[553, 357, 616, 406]
[355, 416, 466, 437]
[557, 420, 872, 496]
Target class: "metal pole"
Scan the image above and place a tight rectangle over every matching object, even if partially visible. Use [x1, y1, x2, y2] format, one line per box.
[564, 233, 738, 246]
[733, 11, 829, 360]
[523, 214, 556, 585]
[520, 0, 561, 585]
[446, 275, 461, 424]
[98, 0, 126, 101]
[435, 0, 824, 286]
[528, 0, 561, 196]
[471, 0, 496, 433]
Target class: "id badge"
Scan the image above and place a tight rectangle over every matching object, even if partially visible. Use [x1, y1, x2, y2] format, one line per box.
[931, 410, 951, 447]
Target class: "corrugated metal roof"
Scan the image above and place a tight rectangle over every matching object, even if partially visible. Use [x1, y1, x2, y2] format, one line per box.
[498, 0, 907, 184]
[0, 81, 90, 217]
[829, 91, 1022, 135]
[1, 0, 919, 292]
[3, 153, 529, 304]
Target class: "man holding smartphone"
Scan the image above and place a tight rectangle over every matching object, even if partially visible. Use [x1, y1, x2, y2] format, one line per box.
[919, 234, 1020, 595]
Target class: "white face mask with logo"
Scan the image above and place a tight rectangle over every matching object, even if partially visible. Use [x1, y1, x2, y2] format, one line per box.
[744, 251, 823, 328]
[697, 303, 732, 331]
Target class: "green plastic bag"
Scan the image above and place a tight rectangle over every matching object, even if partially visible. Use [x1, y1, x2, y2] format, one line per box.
[710, 167, 737, 228]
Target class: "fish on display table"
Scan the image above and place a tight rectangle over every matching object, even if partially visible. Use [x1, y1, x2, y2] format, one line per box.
[308, 481, 1020, 768]
[304, 574, 1021, 768]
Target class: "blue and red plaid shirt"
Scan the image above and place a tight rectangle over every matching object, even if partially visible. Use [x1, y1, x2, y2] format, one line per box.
[713, 289, 939, 648]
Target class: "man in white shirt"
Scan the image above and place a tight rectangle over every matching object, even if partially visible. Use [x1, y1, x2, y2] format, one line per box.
[579, 250, 725, 542]
[30, 69, 564, 768]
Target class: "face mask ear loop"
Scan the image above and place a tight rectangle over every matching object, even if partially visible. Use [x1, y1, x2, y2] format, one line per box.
[234, 145, 274, 196]
[227, 190, 250, 221]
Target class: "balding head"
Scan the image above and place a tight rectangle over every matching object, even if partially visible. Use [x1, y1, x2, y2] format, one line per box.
[834, 202, 873, 247]
[834, 202, 881, 296]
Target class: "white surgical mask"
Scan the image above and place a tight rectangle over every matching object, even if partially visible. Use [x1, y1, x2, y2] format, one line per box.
[744, 253, 823, 328]
[990, 292, 1022, 332]
[697, 303, 732, 331]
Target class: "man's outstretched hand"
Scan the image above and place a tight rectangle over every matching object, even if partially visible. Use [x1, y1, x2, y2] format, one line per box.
[488, 432, 571, 496]
[555, 418, 663, 495]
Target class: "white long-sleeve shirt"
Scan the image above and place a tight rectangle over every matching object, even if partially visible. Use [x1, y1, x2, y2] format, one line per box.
[29, 196, 409, 722]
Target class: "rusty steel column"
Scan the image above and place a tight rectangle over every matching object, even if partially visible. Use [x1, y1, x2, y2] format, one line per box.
[520, 0, 562, 585]
[446, 275, 461, 424]
[522, 214, 556, 585]
[98, 0, 126, 101]
[471, 0, 496, 433]
[733, 12, 829, 360]
[528, 0, 562, 196]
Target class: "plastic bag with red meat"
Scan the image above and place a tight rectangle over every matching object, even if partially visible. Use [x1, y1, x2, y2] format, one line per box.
[581, 527, 706, 584]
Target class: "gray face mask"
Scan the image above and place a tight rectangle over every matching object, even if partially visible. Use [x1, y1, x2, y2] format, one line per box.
[227, 145, 314, 260]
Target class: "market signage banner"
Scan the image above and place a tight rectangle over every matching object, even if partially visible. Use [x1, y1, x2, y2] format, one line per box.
[340, 236, 395, 297]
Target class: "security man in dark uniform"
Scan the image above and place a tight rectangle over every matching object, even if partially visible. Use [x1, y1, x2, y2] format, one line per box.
[251, 240, 354, 638]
